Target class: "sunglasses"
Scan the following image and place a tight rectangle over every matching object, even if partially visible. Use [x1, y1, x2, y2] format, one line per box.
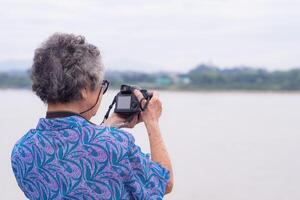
[101, 80, 110, 94]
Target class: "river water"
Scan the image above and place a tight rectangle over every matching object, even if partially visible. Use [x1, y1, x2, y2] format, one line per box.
[1, 89, 300, 200]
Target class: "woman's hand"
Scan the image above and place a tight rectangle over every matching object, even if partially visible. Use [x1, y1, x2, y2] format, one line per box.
[134, 90, 162, 125]
[103, 89, 162, 128]
[102, 113, 140, 128]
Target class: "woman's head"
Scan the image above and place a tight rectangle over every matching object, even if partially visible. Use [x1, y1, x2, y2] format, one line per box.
[31, 33, 105, 118]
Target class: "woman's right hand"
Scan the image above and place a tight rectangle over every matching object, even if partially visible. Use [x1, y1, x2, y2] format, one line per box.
[134, 90, 162, 124]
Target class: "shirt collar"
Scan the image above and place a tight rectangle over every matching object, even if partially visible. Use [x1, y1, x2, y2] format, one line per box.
[36, 115, 92, 131]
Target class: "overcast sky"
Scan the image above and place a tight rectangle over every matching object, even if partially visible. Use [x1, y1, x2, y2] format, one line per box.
[0, 0, 299, 72]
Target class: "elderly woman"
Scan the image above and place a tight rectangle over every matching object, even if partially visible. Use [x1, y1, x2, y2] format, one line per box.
[11, 33, 173, 200]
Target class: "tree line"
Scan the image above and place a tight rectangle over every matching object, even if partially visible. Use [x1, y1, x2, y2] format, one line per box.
[1, 64, 300, 91]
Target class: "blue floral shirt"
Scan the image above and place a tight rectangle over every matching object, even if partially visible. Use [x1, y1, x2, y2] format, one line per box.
[11, 115, 170, 200]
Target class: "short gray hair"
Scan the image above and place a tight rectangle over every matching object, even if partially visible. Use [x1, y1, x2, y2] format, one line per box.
[31, 33, 104, 103]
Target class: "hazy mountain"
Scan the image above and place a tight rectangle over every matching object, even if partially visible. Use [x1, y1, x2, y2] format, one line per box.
[0, 59, 31, 72]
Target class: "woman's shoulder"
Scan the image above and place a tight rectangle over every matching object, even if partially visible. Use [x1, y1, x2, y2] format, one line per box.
[11, 129, 36, 158]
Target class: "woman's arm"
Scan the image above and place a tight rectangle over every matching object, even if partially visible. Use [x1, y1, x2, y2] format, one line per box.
[145, 120, 174, 194]
[134, 90, 174, 194]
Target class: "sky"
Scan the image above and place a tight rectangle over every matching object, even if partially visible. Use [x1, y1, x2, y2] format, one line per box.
[0, 0, 299, 72]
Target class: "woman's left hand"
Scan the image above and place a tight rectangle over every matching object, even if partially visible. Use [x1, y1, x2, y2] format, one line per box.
[102, 113, 141, 128]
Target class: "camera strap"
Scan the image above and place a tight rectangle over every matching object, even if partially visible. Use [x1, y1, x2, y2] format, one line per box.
[139, 97, 150, 111]
[102, 96, 117, 124]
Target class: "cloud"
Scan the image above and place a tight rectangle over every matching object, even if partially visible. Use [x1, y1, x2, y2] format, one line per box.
[0, 0, 299, 71]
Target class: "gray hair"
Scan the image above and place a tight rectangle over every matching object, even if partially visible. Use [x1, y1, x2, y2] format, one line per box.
[31, 33, 104, 103]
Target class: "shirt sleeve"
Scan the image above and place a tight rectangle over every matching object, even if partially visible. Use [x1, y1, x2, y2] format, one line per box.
[123, 132, 170, 200]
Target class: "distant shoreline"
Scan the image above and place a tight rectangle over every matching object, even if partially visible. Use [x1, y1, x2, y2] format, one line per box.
[2, 65, 300, 91]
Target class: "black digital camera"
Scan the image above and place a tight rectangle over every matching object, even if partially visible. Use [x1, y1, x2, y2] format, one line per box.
[102, 85, 153, 123]
[114, 85, 153, 117]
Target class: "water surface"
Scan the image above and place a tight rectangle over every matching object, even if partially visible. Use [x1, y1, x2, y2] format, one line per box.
[1, 90, 300, 200]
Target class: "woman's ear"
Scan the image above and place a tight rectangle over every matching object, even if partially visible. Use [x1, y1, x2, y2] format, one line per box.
[81, 88, 88, 100]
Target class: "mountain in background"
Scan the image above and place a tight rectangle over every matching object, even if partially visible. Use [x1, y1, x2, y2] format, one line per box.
[0, 59, 31, 72]
[1, 61, 300, 91]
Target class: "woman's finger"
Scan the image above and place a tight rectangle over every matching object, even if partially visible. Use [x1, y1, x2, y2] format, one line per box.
[133, 89, 144, 101]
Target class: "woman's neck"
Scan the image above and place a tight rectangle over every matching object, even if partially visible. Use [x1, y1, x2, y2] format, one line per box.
[47, 102, 82, 114]
[47, 101, 94, 121]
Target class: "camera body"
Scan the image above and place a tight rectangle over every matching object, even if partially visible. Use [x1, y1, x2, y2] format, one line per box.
[114, 85, 152, 117]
